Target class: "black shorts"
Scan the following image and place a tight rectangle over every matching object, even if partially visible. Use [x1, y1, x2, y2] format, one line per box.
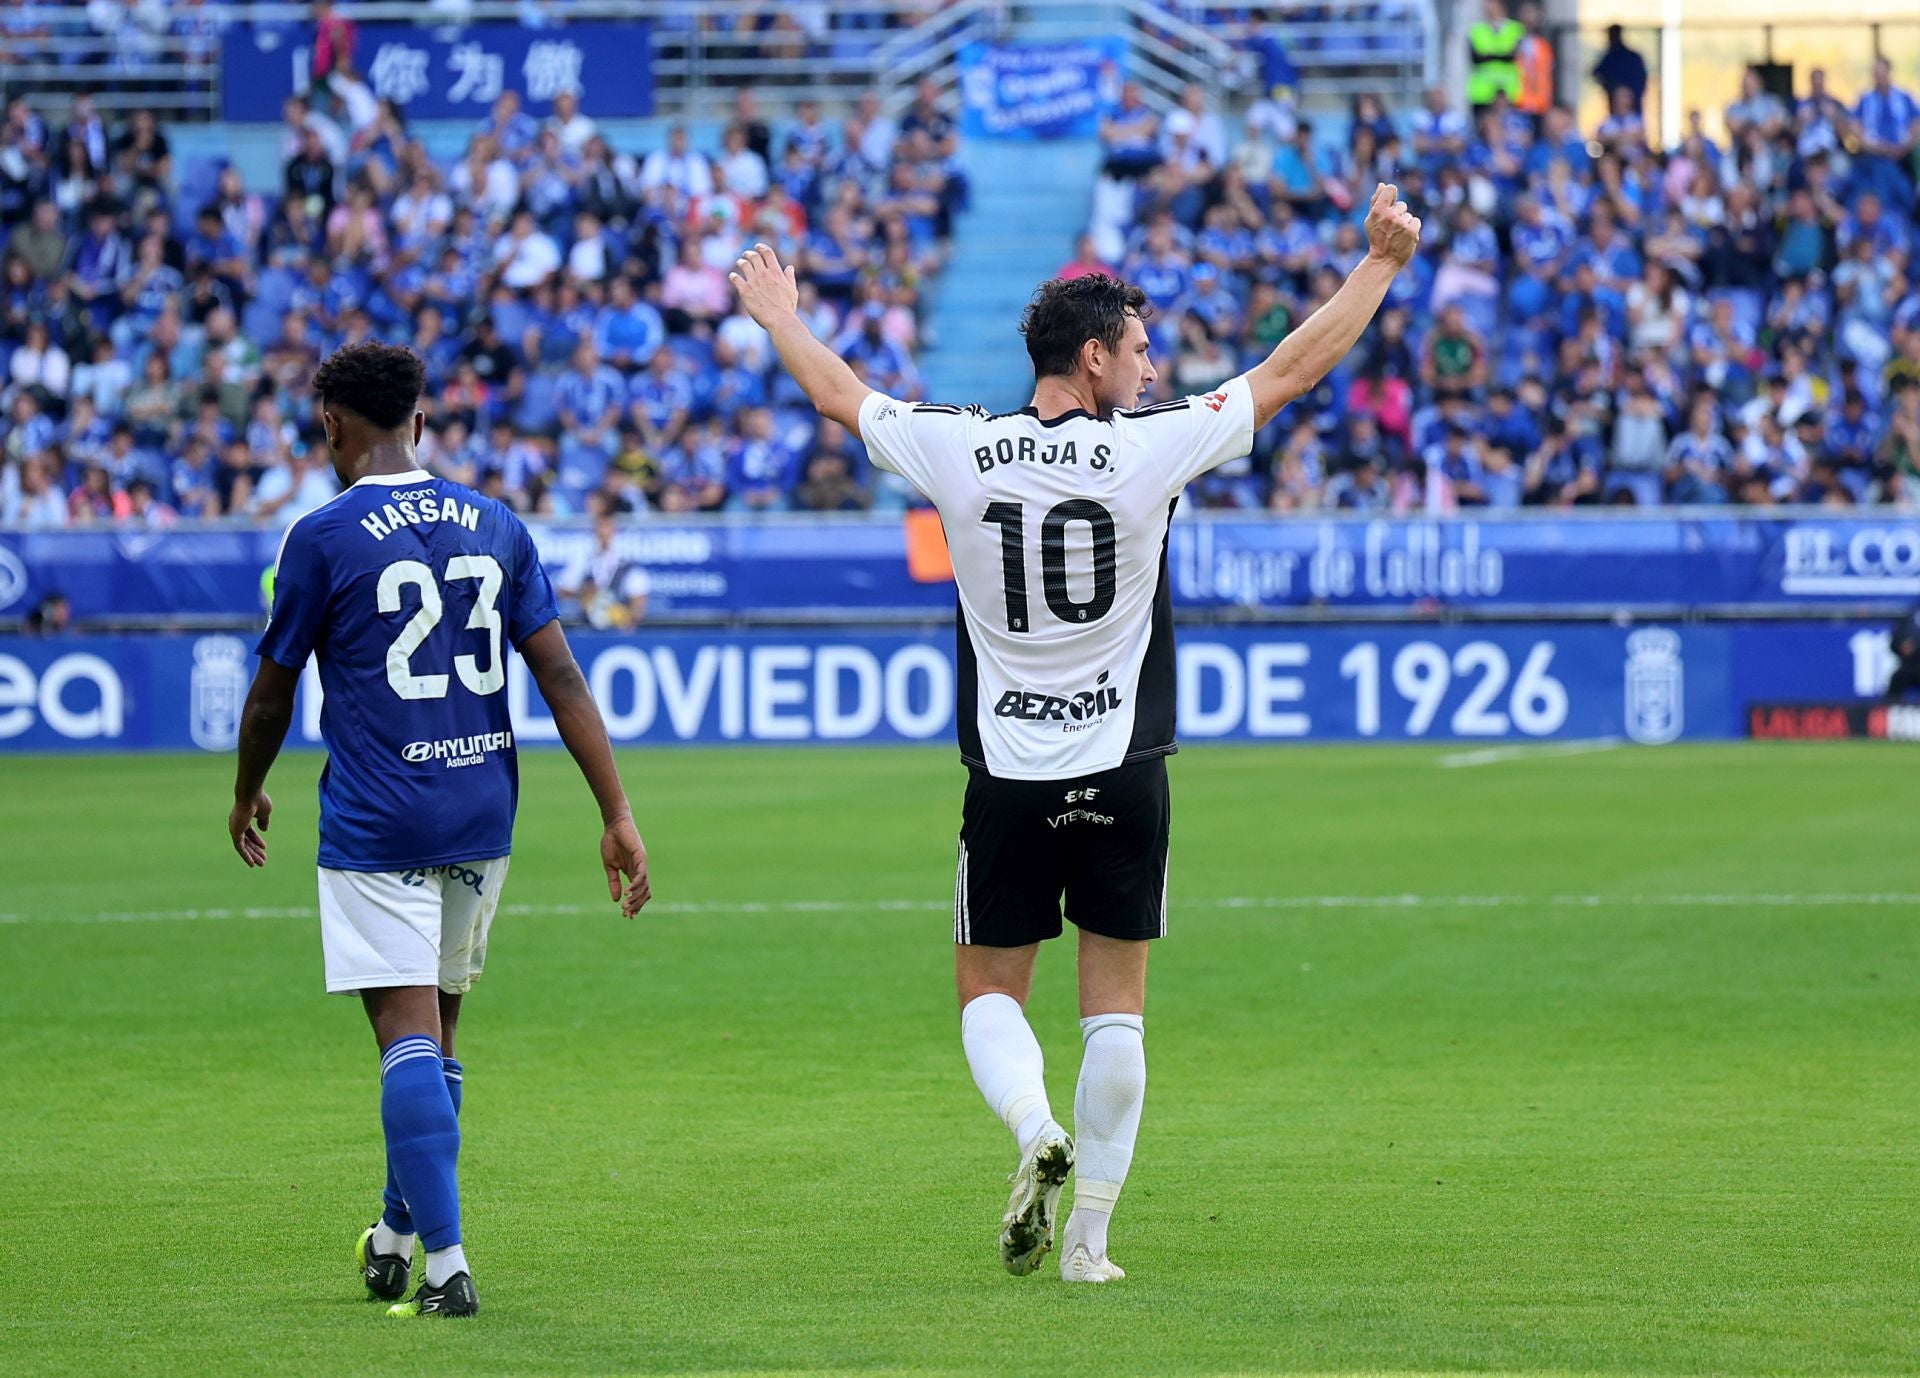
[954, 755, 1171, 947]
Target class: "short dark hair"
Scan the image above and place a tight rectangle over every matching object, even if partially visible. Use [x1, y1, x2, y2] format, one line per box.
[311, 341, 425, 431]
[1018, 274, 1152, 380]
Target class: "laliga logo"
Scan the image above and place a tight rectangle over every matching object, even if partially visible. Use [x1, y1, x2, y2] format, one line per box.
[0, 546, 27, 612]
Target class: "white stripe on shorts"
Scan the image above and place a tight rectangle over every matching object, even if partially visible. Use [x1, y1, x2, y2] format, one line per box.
[954, 839, 970, 944]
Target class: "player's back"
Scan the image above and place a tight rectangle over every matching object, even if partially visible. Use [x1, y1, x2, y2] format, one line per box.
[857, 381, 1254, 779]
[258, 472, 558, 871]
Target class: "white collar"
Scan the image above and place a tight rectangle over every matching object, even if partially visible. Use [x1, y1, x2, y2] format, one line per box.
[352, 469, 431, 488]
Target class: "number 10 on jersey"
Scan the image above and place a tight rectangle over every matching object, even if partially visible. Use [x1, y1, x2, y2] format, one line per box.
[981, 500, 1118, 632]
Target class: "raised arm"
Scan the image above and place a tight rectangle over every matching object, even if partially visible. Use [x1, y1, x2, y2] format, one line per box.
[1241, 182, 1422, 430]
[519, 618, 651, 918]
[729, 243, 871, 435]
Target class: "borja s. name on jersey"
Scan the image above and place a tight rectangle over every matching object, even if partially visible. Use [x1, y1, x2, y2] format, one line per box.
[973, 435, 1115, 475]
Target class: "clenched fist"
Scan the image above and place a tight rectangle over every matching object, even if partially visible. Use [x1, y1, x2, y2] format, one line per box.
[1364, 182, 1422, 269]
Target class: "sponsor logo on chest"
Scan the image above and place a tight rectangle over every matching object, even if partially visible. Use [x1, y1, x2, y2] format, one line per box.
[994, 671, 1122, 732]
[400, 730, 514, 768]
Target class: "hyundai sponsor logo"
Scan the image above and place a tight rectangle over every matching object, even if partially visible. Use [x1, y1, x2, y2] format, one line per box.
[400, 731, 514, 768]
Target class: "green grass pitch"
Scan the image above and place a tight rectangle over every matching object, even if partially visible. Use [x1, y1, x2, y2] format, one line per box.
[1, 742, 1916, 1376]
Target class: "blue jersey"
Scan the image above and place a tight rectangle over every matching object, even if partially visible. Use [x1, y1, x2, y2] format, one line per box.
[256, 470, 560, 872]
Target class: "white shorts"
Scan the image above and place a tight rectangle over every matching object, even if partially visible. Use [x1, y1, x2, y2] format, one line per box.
[316, 858, 510, 995]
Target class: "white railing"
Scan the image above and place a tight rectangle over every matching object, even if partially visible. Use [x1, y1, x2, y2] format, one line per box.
[0, 0, 1438, 124]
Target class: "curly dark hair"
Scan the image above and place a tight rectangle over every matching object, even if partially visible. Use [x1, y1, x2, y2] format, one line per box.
[310, 341, 426, 431]
[1018, 274, 1153, 380]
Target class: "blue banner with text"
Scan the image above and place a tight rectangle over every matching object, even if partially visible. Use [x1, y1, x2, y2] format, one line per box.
[957, 39, 1126, 138]
[7, 514, 1920, 626]
[0, 622, 1902, 752]
[220, 21, 653, 122]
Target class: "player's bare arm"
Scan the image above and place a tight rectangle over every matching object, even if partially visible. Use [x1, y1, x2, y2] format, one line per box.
[729, 243, 871, 435]
[1241, 181, 1423, 429]
[228, 657, 300, 867]
[519, 618, 652, 918]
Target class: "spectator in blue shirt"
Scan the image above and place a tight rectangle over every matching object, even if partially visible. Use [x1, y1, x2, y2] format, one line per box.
[1726, 68, 1789, 143]
[555, 340, 626, 495]
[1826, 391, 1880, 494]
[1795, 68, 1850, 168]
[1100, 82, 1161, 179]
[725, 406, 799, 511]
[112, 234, 183, 353]
[831, 305, 917, 397]
[1527, 105, 1591, 180]
[1837, 191, 1907, 262]
[479, 90, 541, 168]
[628, 348, 692, 454]
[1325, 454, 1392, 510]
[68, 203, 128, 329]
[1411, 86, 1468, 179]
[594, 275, 665, 373]
[1665, 395, 1735, 503]
[659, 417, 729, 513]
[1855, 59, 1919, 214]
[1591, 25, 1648, 116]
[1270, 120, 1331, 212]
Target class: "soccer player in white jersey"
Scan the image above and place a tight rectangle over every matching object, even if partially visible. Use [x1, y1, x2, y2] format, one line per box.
[226, 343, 652, 1317]
[733, 183, 1421, 1282]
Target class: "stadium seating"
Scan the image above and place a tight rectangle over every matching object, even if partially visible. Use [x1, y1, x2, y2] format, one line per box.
[0, 8, 965, 528]
[0, 7, 1916, 530]
[1080, 53, 1920, 510]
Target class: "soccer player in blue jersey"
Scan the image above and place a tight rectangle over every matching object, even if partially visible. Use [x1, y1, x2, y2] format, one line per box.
[227, 341, 651, 1319]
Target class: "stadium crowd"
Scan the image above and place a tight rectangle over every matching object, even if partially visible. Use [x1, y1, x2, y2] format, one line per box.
[0, 58, 963, 532]
[1083, 32, 1920, 510]
[1, 10, 1918, 527]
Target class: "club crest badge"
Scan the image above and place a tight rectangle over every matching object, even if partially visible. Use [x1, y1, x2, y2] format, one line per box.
[1623, 628, 1683, 745]
[190, 636, 249, 752]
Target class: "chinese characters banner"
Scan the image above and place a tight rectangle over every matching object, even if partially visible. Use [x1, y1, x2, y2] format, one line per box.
[220, 21, 653, 122]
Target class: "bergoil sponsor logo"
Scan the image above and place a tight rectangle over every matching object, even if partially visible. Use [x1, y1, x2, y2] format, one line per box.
[995, 671, 1123, 726]
[400, 731, 513, 768]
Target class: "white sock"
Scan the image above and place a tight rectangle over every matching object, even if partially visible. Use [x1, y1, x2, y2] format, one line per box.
[370, 1220, 414, 1260]
[1066, 1012, 1145, 1259]
[425, 1244, 469, 1288]
[961, 992, 1059, 1157]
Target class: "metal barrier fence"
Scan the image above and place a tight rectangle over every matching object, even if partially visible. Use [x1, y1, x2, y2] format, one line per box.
[0, 0, 1437, 123]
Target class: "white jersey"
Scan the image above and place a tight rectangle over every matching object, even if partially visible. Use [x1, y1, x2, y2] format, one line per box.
[858, 378, 1257, 780]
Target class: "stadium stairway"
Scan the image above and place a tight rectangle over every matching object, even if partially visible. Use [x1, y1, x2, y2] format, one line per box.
[920, 136, 1103, 414]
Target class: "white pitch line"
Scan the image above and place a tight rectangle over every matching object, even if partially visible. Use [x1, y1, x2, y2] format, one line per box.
[1438, 739, 1623, 769]
[4, 893, 1920, 926]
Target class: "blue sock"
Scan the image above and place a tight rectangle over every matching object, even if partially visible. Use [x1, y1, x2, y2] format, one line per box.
[379, 1057, 462, 1234]
[379, 1034, 462, 1253]
[380, 1166, 414, 1236]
